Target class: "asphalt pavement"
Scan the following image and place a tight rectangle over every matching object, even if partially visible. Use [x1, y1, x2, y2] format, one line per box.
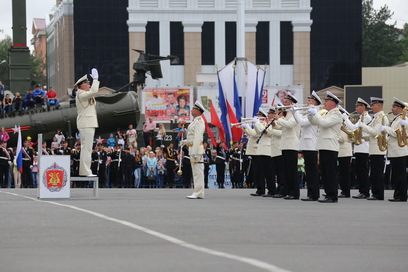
[1, 188, 407, 272]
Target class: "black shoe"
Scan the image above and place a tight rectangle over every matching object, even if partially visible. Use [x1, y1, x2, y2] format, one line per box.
[283, 195, 299, 200]
[250, 193, 262, 197]
[318, 198, 338, 203]
[352, 193, 368, 199]
[388, 198, 407, 202]
[271, 194, 284, 198]
[262, 193, 273, 197]
[301, 197, 318, 201]
[338, 194, 350, 198]
[367, 196, 382, 201]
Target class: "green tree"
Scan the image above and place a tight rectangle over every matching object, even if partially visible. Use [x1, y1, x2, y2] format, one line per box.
[0, 36, 46, 92]
[362, 0, 402, 67]
[0, 36, 12, 89]
[399, 23, 408, 63]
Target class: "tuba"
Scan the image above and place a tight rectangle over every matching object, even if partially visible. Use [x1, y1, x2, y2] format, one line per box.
[396, 107, 407, 147]
[375, 116, 388, 151]
[353, 113, 364, 145]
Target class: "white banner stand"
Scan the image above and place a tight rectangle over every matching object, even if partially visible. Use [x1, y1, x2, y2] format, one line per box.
[37, 134, 70, 199]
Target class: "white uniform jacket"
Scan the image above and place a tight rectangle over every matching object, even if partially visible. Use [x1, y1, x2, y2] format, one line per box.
[254, 120, 273, 156]
[185, 115, 205, 161]
[293, 111, 318, 151]
[76, 80, 100, 129]
[275, 111, 300, 151]
[242, 126, 259, 156]
[308, 108, 342, 152]
[383, 114, 408, 158]
[338, 130, 353, 158]
[360, 111, 389, 155]
[343, 111, 372, 154]
[268, 123, 282, 157]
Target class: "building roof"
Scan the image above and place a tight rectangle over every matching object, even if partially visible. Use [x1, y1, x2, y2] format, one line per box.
[32, 18, 46, 34]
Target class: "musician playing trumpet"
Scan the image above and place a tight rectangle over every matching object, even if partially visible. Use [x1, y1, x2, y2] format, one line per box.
[357, 97, 389, 200]
[342, 97, 372, 199]
[307, 91, 342, 203]
[380, 97, 408, 202]
[273, 93, 301, 200]
[248, 108, 272, 196]
[293, 91, 322, 201]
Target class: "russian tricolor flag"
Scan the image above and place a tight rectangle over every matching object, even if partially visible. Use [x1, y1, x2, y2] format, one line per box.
[15, 126, 23, 173]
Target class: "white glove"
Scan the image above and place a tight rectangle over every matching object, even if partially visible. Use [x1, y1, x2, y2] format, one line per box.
[400, 119, 407, 126]
[308, 108, 317, 116]
[357, 121, 365, 128]
[253, 117, 260, 123]
[181, 139, 187, 145]
[380, 125, 386, 132]
[91, 68, 99, 80]
[242, 123, 250, 129]
[342, 113, 349, 121]
[59, 150, 64, 154]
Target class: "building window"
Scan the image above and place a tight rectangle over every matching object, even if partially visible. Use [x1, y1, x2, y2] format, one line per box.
[146, 22, 160, 55]
[225, 22, 237, 64]
[256, 21, 269, 65]
[170, 22, 184, 65]
[280, 21, 293, 65]
[202, 22, 215, 65]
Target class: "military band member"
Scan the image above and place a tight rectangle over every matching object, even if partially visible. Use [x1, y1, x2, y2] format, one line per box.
[215, 142, 227, 189]
[182, 144, 192, 188]
[380, 97, 408, 202]
[75, 68, 99, 177]
[269, 107, 286, 198]
[308, 91, 342, 203]
[252, 108, 274, 196]
[0, 141, 13, 188]
[92, 143, 108, 188]
[358, 97, 389, 200]
[230, 142, 246, 188]
[338, 106, 353, 198]
[41, 141, 52, 155]
[241, 112, 261, 193]
[342, 97, 372, 199]
[293, 91, 321, 201]
[184, 101, 206, 199]
[203, 142, 212, 188]
[274, 93, 301, 200]
[165, 143, 177, 188]
[22, 140, 35, 188]
[110, 144, 124, 188]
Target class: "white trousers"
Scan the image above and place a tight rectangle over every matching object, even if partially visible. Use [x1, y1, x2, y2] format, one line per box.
[78, 127, 95, 176]
[191, 155, 204, 198]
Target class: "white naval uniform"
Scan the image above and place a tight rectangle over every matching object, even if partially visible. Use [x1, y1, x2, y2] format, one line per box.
[254, 120, 273, 156]
[343, 111, 372, 154]
[293, 111, 318, 151]
[275, 111, 300, 151]
[383, 114, 408, 158]
[360, 111, 389, 155]
[309, 108, 342, 152]
[76, 79, 100, 176]
[242, 126, 259, 156]
[185, 115, 205, 198]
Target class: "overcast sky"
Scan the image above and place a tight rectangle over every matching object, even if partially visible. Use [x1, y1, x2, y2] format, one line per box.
[0, 0, 407, 51]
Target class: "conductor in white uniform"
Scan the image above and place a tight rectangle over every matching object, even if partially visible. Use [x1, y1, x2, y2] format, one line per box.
[184, 101, 206, 199]
[75, 68, 100, 177]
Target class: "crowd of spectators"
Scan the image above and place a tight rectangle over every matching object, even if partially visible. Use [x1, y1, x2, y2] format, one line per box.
[0, 84, 60, 114]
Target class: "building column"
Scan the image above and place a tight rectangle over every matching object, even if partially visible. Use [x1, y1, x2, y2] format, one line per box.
[183, 21, 203, 86]
[128, 20, 147, 83]
[292, 20, 312, 102]
[245, 21, 257, 64]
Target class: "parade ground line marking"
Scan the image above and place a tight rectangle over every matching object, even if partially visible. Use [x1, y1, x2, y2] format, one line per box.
[1, 191, 291, 272]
